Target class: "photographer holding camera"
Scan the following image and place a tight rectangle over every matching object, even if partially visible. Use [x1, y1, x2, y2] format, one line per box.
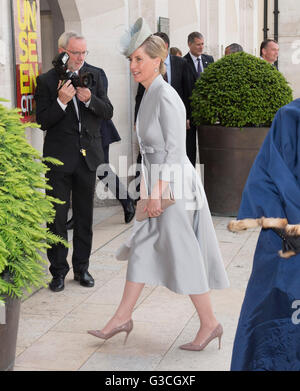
[35, 31, 113, 292]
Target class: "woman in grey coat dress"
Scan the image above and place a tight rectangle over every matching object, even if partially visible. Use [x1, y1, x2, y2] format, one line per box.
[88, 18, 229, 351]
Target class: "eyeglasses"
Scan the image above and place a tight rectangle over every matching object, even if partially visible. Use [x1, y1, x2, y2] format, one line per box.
[65, 49, 89, 57]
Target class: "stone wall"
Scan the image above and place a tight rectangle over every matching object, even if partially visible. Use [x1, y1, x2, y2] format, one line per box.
[2, 0, 299, 170]
[268, 0, 300, 99]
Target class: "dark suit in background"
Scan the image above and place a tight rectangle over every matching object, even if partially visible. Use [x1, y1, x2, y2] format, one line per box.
[35, 62, 113, 279]
[98, 70, 135, 222]
[99, 69, 121, 148]
[184, 52, 214, 166]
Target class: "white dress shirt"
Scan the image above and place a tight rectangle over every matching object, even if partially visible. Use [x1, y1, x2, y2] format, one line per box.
[189, 52, 204, 73]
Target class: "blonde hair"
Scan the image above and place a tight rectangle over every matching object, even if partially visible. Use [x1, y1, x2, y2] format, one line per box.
[142, 35, 167, 75]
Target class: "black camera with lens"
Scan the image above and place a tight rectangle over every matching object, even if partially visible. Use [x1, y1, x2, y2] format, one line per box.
[52, 52, 94, 89]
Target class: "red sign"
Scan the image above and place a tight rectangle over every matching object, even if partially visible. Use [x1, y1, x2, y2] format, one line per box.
[12, 0, 42, 122]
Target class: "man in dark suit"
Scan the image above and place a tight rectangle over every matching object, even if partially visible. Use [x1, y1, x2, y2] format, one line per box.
[260, 39, 279, 68]
[98, 120, 135, 224]
[134, 32, 191, 197]
[35, 31, 113, 292]
[67, 69, 135, 230]
[98, 71, 135, 223]
[184, 32, 214, 166]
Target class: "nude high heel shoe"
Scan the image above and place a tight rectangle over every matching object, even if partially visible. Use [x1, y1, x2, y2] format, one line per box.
[179, 323, 223, 351]
[87, 319, 133, 345]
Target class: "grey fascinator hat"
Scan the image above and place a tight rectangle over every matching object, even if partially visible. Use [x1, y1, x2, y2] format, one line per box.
[120, 17, 153, 57]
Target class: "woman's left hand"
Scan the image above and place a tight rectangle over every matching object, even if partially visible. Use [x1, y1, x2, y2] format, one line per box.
[146, 198, 163, 218]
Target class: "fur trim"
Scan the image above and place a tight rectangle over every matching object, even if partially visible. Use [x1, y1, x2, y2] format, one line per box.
[278, 250, 296, 258]
[260, 217, 288, 228]
[285, 224, 300, 236]
[227, 218, 261, 232]
[227, 217, 288, 232]
[228, 218, 300, 259]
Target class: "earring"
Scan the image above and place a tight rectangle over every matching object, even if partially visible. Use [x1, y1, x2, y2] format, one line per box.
[154, 68, 158, 72]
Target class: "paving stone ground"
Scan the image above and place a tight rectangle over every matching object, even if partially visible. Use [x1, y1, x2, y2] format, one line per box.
[13, 206, 259, 371]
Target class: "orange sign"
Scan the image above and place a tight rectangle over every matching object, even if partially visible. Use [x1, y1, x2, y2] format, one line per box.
[12, 0, 42, 122]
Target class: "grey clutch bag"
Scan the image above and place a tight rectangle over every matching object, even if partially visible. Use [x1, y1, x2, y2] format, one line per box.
[135, 188, 175, 221]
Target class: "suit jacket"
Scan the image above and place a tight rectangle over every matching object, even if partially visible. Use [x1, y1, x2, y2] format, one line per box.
[134, 55, 191, 122]
[98, 68, 121, 149]
[34, 62, 113, 172]
[184, 52, 214, 120]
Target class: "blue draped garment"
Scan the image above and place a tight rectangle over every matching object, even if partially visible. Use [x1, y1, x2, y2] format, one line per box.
[230, 99, 300, 371]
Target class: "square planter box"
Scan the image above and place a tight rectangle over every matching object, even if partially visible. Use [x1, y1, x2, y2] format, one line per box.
[0, 297, 21, 371]
[198, 125, 270, 216]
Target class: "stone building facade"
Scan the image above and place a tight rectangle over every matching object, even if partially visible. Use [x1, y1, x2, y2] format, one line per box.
[0, 0, 299, 180]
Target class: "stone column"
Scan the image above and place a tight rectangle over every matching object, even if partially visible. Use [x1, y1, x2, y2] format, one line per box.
[276, 0, 300, 98]
[169, 0, 200, 56]
[58, 0, 81, 32]
[239, 0, 259, 56]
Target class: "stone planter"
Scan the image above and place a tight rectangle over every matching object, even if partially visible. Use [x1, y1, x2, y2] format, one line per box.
[198, 125, 270, 216]
[0, 296, 21, 371]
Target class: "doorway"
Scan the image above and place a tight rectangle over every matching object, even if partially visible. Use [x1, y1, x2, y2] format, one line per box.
[40, 0, 64, 72]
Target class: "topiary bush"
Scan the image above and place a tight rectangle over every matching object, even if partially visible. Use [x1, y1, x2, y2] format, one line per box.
[0, 99, 67, 305]
[191, 51, 293, 128]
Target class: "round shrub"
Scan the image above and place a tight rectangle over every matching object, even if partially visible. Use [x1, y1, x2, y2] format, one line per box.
[191, 51, 293, 128]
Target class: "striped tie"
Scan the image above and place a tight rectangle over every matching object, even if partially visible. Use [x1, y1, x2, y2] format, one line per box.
[197, 57, 203, 77]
